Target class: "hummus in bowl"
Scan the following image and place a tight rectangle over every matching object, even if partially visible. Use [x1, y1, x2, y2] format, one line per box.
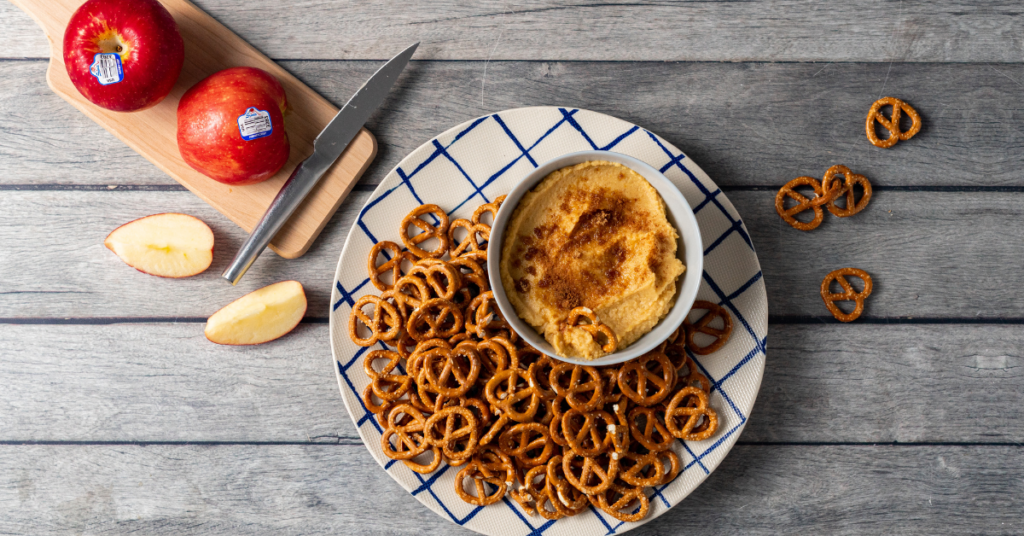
[488, 151, 703, 366]
[500, 160, 685, 359]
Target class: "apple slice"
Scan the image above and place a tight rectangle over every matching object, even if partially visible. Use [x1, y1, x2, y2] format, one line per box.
[205, 281, 307, 345]
[104, 213, 214, 278]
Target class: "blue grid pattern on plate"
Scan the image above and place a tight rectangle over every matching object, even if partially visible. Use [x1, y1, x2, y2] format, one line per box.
[333, 108, 766, 535]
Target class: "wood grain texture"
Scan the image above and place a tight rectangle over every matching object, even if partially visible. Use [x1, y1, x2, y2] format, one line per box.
[0, 444, 1020, 535]
[6, 0, 377, 259]
[0, 323, 1020, 443]
[2, 189, 1023, 319]
[1, 60, 1018, 188]
[1, 0, 1018, 62]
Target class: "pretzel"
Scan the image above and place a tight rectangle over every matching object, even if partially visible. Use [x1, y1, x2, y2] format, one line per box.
[664, 387, 719, 441]
[627, 405, 675, 452]
[561, 450, 618, 495]
[363, 349, 412, 402]
[618, 450, 666, 488]
[821, 165, 873, 218]
[499, 422, 554, 467]
[380, 403, 429, 460]
[472, 195, 506, 225]
[348, 295, 402, 346]
[774, 176, 837, 231]
[560, 408, 616, 457]
[420, 343, 481, 398]
[407, 298, 463, 341]
[366, 241, 408, 291]
[866, 96, 921, 148]
[400, 204, 450, 258]
[409, 261, 462, 301]
[466, 291, 513, 340]
[484, 369, 541, 422]
[549, 363, 605, 412]
[820, 267, 873, 322]
[455, 446, 513, 506]
[566, 307, 617, 354]
[684, 300, 733, 355]
[617, 350, 677, 406]
[393, 275, 432, 310]
[424, 405, 479, 461]
[544, 454, 589, 516]
[590, 480, 649, 522]
[448, 218, 491, 258]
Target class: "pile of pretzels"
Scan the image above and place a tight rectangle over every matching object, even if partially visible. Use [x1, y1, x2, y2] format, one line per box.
[349, 199, 731, 522]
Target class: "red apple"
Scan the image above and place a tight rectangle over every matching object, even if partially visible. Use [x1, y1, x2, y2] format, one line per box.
[176, 67, 290, 185]
[63, 0, 184, 112]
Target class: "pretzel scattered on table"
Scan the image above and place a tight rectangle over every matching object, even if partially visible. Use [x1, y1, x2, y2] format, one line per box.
[350, 200, 727, 522]
[866, 96, 921, 148]
[776, 166, 873, 230]
[820, 267, 873, 322]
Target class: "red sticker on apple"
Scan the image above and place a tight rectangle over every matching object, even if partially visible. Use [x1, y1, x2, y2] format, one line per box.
[237, 107, 274, 141]
[89, 53, 124, 85]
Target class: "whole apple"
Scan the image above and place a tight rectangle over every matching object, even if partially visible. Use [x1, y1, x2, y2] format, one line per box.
[176, 67, 291, 185]
[63, 0, 184, 112]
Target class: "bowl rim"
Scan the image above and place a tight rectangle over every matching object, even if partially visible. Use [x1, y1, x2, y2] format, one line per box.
[486, 150, 704, 366]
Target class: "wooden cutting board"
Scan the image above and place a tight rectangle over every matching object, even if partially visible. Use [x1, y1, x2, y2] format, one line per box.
[9, 0, 376, 259]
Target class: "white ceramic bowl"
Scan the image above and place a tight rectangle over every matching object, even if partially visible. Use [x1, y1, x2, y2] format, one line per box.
[486, 150, 704, 366]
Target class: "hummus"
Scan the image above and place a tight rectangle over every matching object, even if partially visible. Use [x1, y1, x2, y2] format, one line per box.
[500, 161, 685, 360]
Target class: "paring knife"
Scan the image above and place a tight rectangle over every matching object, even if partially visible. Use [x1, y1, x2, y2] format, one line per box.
[222, 42, 419, 285]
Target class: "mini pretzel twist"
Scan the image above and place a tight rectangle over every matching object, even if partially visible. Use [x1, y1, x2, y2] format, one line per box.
[420, 343, 481, 398]
[549, 363, 605, 412]
[821, 165, 873, 218]
[455, 446, 513, 506]
[866, 96, 921, 148]
[409, 260, 463, 301]
[561, 450, 618, 495]
[499, 422, 554, 467]
[484, 368, 541, 422]
[664, 387, 719, 441]
[407, 298, 464, 341]
[472, 195, 506, 225]
[618, 450, 666, 488]
[366, 240, 407, 291]
[820, 267, 873, 322]
[380, 403, 429, 460]
[684, 300, 733, 355]
[566, 307, 617, 354]
[424, 405, 479, 462]
[544, 454, 589, 516]
[590, 480, 650, 523]
[400, 204, 450, 259]
[774, 176, 836, 231]
[363, 349, 412, 402]
[617, 350, 678, 406]
[627, 405, 675, 452]
[348, 294, 402, 346]
[559, 408, 616, 457]
[448, 218, 491, 258]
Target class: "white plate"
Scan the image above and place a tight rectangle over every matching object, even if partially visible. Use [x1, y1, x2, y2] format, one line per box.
[329, 107, 768, 536]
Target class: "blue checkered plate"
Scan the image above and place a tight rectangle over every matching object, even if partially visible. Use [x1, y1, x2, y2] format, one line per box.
[329, 107, 767, 536]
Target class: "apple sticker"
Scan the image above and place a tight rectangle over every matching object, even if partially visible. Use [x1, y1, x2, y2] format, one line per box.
[237, 107, 273, 140]
[89, 53, 124, 85]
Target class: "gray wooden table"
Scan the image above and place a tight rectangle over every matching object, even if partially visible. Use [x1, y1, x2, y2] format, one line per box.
[1, 1, 1021, 534]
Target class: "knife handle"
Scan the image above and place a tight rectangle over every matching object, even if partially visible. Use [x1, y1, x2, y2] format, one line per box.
[221, 155, 325, 285]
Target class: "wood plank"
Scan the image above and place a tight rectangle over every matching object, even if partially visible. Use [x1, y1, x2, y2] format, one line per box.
[0, 60, 1017, 188]
[7, 0, 377, 259]
[1, 323, 1020, 443]
[0, 444, 1019, 534]
[0, 0, 1017, 62]
[2, 189, 1022, 319]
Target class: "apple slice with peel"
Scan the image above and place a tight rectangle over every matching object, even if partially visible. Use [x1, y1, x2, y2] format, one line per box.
[104, 213, 214, 278]
[205, 281, 307, 345]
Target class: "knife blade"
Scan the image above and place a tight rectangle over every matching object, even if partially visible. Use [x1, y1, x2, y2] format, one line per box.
[222, 42, 419, 285]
